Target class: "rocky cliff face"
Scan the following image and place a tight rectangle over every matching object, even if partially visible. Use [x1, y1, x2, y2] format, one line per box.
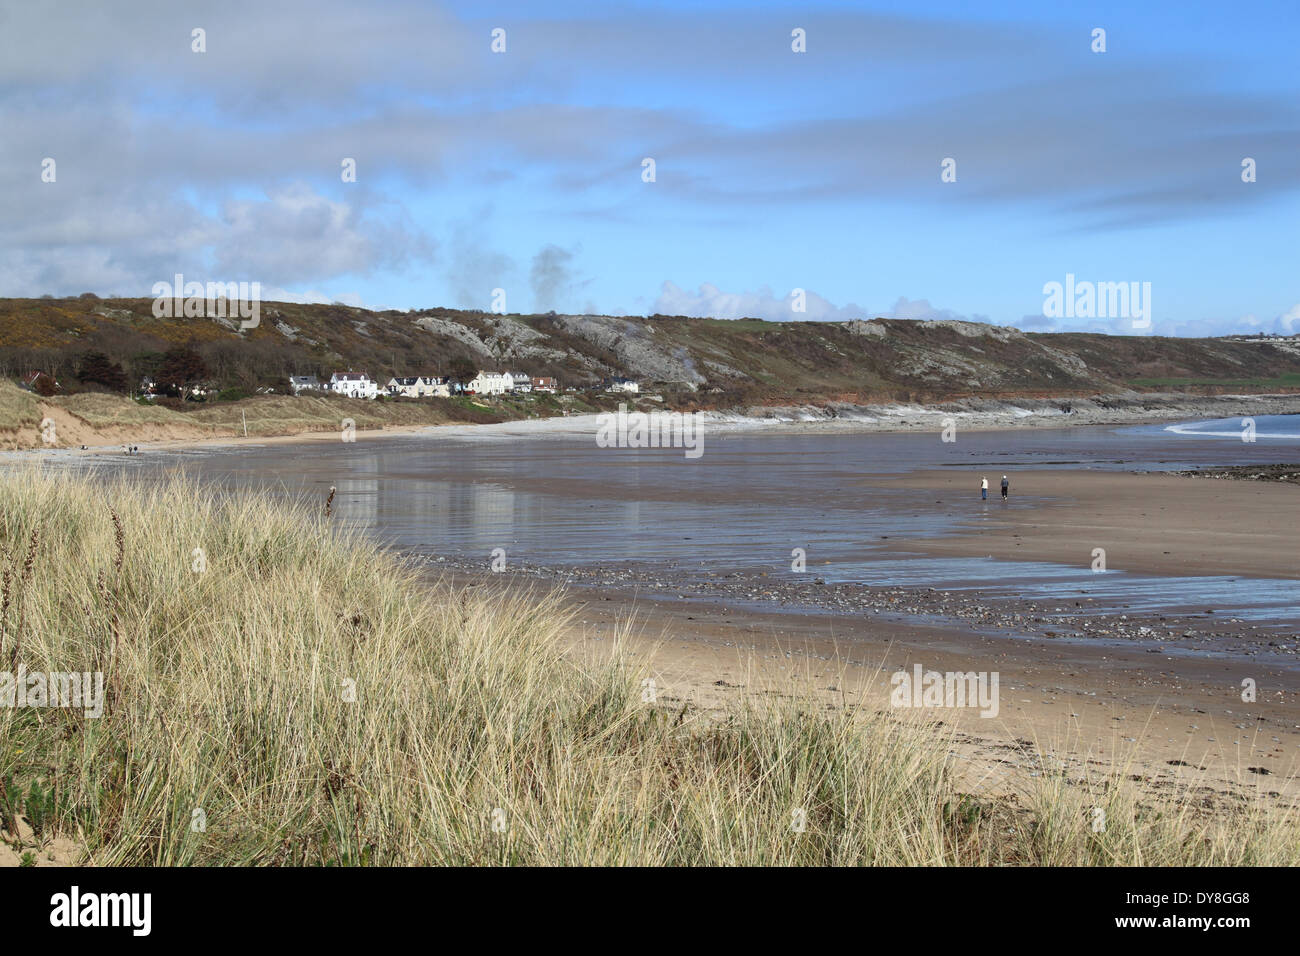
[552, 315, 707, 385]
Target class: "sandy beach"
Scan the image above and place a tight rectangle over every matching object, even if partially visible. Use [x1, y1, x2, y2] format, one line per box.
[555, 582, 1300, 813]
[16, 402, 1300, 822]
[864, 468, 1300, 580]
[449, 502, 1300, 820]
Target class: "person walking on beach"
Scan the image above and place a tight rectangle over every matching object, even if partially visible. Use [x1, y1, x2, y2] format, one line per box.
[980, 476, 988, 500]
[1000, 475, 1009, 500]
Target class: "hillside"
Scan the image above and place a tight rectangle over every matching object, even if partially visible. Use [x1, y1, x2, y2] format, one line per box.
[3, 296, 1300, 408]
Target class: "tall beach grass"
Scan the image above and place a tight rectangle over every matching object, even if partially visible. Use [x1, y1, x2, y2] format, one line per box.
[0, 466, 1294, 865]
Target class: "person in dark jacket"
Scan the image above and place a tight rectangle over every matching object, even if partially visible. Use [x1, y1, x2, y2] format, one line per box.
[1000, 475, 1009, 500]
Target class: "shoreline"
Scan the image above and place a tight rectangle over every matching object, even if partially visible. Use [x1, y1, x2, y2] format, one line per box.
[5, 389, 1300, 458]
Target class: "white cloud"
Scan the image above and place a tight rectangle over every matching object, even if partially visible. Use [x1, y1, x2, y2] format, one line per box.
[0, 181, 435, 297]
[1160, 305, 1300, 338]
[652, 282, 988, 325]
[211, 183, 435, 283]
[652, 281, 867, 321]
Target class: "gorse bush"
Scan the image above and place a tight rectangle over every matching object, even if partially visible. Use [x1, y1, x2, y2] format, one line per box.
[0, 468, 1294, 865]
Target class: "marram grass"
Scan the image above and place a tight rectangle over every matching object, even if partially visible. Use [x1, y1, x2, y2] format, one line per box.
[0, 467, 1294, 866]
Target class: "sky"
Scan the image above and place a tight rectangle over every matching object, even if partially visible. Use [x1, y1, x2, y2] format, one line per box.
[1, 0, 1297, 335]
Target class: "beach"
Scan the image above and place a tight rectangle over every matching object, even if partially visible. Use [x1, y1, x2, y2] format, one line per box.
[434, 455, 1300, 816]
[553, 579, 1300, 813]
[18, 402, 1295, 822]
[866, 468, 1299, 580]
[9, 388, 1300, 454]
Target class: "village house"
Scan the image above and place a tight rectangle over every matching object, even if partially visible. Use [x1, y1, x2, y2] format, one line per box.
[605, 376, 640, 394]
[505, 371, 531, 393]
[531, 376, 558, 393]
[289, 375, 323, 395]
[386, 375, 451, 398]
[467, 371, 510, 395]
[329, 371, 378, 399]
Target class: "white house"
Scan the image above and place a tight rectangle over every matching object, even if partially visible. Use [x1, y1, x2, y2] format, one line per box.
[289, 375, 323, 395]
[329, 371, 378, 399]
[467, 371, 510, 395]
[606, 377, 640, 394]
[504, 371, 531, 393]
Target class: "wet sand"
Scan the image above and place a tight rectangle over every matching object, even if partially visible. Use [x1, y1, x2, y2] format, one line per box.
[865, 469, 1300, 580]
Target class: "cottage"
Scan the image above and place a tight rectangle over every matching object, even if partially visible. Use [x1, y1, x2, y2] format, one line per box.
[386, 376, 421, 398]
[504, 371, 531, 393]
[531, 376, 558, 393]
[386, 375, 450, 398]
[329, 371, 378, 399]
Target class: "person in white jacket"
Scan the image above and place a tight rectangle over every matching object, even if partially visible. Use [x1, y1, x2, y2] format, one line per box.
[980, 476, 988, 500]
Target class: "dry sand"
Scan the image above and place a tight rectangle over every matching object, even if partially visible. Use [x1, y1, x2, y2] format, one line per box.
[549, 583, 1300, 817]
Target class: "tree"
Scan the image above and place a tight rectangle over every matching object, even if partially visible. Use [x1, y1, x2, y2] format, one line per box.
[78, 351, 128, 392]
[156, 346, 209, 396]
[448, 356, 477, 384]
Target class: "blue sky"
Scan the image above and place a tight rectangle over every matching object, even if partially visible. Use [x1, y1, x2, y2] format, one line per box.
[2, 0, 1297, 335]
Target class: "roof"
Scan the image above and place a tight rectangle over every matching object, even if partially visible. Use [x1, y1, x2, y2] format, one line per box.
[332, 372, 370, 380]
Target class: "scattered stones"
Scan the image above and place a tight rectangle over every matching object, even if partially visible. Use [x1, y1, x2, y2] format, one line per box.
[405, 551, 1295, 660]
